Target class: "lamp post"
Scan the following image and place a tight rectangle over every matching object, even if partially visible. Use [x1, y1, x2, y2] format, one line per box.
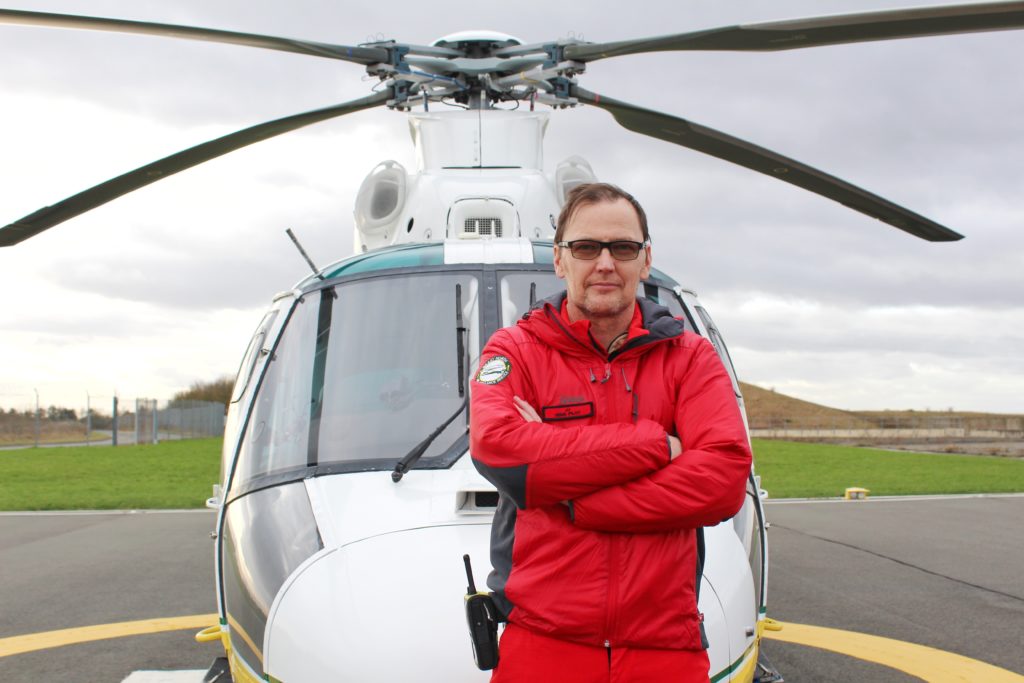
[33, 387, 39, 448]
[112, 394, 118, 447]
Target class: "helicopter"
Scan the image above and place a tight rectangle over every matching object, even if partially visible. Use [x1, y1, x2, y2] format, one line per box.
[2, 3, 1023, 682]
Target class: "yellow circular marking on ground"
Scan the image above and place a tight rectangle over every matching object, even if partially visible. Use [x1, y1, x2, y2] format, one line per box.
[765, 621, 1024, 682]
[0, 614, 219, 658]
[4, 613, 1022, 683]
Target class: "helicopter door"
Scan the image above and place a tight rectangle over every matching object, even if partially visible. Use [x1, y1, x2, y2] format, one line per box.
[689, 304, 768, 620]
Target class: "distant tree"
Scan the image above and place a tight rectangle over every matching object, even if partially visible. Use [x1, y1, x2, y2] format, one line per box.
[46, 406, 78, 421]
[81, 408, 112, 430]
[172, 376, 234, 408]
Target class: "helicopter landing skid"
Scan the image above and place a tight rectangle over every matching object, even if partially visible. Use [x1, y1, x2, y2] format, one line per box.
[755, 652, 785, 683]
[202, 657, 232, 683]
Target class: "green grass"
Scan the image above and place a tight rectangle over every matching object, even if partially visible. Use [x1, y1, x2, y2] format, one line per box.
[754, 439, 1024, 499]
[3, 437, 1022, 509]
[0, 438, 221, 510]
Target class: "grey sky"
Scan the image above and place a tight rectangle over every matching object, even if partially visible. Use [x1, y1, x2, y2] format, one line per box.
[0, 0, 1020, 413]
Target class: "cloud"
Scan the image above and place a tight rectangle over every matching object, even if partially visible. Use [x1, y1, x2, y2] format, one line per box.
[1, 0, 1021, 414]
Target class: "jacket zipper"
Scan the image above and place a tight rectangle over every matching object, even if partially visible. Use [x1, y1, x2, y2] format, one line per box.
[604, 533, 621, 646]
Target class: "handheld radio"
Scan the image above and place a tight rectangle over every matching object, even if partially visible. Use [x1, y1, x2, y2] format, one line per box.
[463, 554, 500, 670]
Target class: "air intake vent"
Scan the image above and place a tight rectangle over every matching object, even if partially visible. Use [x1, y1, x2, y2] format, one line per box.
[448, 197, 519, 239]
[473, 491, 499, 508]
[457, 490, 500, 515]
[464, 217, 503, 237]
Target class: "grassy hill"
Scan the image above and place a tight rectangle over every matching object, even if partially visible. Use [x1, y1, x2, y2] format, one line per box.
[740, 381, 1023, 431]
[739, 382, 875, 429]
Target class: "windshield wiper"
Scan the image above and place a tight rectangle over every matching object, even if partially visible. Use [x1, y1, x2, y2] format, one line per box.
[391, 283, 471, 483]
[391, 395, 468, 482]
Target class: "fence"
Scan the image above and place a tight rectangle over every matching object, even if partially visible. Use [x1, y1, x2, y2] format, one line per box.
[157, 400, 226, 440]
[0, 393, 225, 448]
[748, 412, 1024, 456]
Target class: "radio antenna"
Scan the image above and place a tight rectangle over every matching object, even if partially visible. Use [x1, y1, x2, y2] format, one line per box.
[286, 228, 324, 281]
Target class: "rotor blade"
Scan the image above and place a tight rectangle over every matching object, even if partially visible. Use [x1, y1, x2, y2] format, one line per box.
[573, 87, 962, 242]
[0, 8, 389, 65]
[564, 1, 1024, 61]
[0, 90, 392, 247]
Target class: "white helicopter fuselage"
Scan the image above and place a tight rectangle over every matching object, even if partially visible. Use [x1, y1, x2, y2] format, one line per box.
[211, 108, 768, 683]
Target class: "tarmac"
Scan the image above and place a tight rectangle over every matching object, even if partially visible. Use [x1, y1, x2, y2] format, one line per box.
[0, 495, 1022, 681]
[760, 494, 1024, 680]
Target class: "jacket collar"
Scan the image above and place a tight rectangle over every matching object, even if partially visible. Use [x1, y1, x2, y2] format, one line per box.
[520, 291, 685, 359]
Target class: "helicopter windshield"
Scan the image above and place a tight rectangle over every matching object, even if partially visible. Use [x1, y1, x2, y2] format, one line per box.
[233, 270, 480, 489]
[229, 257, 695, 493]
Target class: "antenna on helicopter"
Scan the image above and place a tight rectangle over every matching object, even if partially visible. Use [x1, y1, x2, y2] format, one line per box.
[285, 228, 324, 280]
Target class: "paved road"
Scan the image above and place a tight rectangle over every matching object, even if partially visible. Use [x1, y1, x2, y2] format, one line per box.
[1, 497, 1022, 681]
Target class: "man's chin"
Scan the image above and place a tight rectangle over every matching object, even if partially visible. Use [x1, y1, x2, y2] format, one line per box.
[579, 296, 631, 319]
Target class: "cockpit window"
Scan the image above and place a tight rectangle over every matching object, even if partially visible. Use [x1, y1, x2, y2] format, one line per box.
[694, 305, 741, 395]
[231, 310, 277, 404]
[233, 271, 479, 489]
[499, 272, 563, 326]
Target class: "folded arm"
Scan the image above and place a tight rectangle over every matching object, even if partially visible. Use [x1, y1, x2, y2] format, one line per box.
[470, 331, 670, 509]
[571, 337, 752, 533]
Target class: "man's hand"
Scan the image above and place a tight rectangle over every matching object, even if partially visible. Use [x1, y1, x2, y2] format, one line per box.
[514, 397, 574, 508]
[513, 396, 541, 423]
[516, 394, 681, 462]
[668, 435, 682, 461]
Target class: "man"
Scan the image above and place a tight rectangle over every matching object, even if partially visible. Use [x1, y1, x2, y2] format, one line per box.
[470, 183, 752, 682]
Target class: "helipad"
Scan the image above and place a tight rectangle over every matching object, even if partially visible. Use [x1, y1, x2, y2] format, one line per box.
[1, 497, 1022, 681]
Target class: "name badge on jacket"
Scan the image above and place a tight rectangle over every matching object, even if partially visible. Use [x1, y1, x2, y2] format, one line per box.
[540, 402, 595, 422]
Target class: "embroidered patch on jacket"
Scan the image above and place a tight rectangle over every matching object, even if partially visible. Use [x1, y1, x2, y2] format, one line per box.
[475, 356, 512, 384]
[541, 402, 595, 422]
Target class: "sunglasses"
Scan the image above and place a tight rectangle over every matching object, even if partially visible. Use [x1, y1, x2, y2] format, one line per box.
[556, 239, 649, 261]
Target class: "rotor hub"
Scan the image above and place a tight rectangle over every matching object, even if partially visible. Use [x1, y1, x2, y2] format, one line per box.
[431, 30, 523, 55]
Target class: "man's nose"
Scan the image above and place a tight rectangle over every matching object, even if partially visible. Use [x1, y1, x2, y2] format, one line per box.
[594, 246, 617, 270]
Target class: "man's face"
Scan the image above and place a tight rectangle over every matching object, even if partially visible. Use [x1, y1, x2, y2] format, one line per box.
[553, 198, 652, 322]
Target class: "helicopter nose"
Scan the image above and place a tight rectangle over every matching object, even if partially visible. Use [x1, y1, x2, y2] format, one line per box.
[263, 523, 492, 682]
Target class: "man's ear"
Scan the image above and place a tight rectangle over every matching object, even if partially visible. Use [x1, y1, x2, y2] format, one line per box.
[640, 245, 652, 280]
[553, 245, 566, 279]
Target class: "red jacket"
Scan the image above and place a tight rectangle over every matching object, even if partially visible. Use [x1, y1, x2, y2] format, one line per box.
[470, 294, 752, 651]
